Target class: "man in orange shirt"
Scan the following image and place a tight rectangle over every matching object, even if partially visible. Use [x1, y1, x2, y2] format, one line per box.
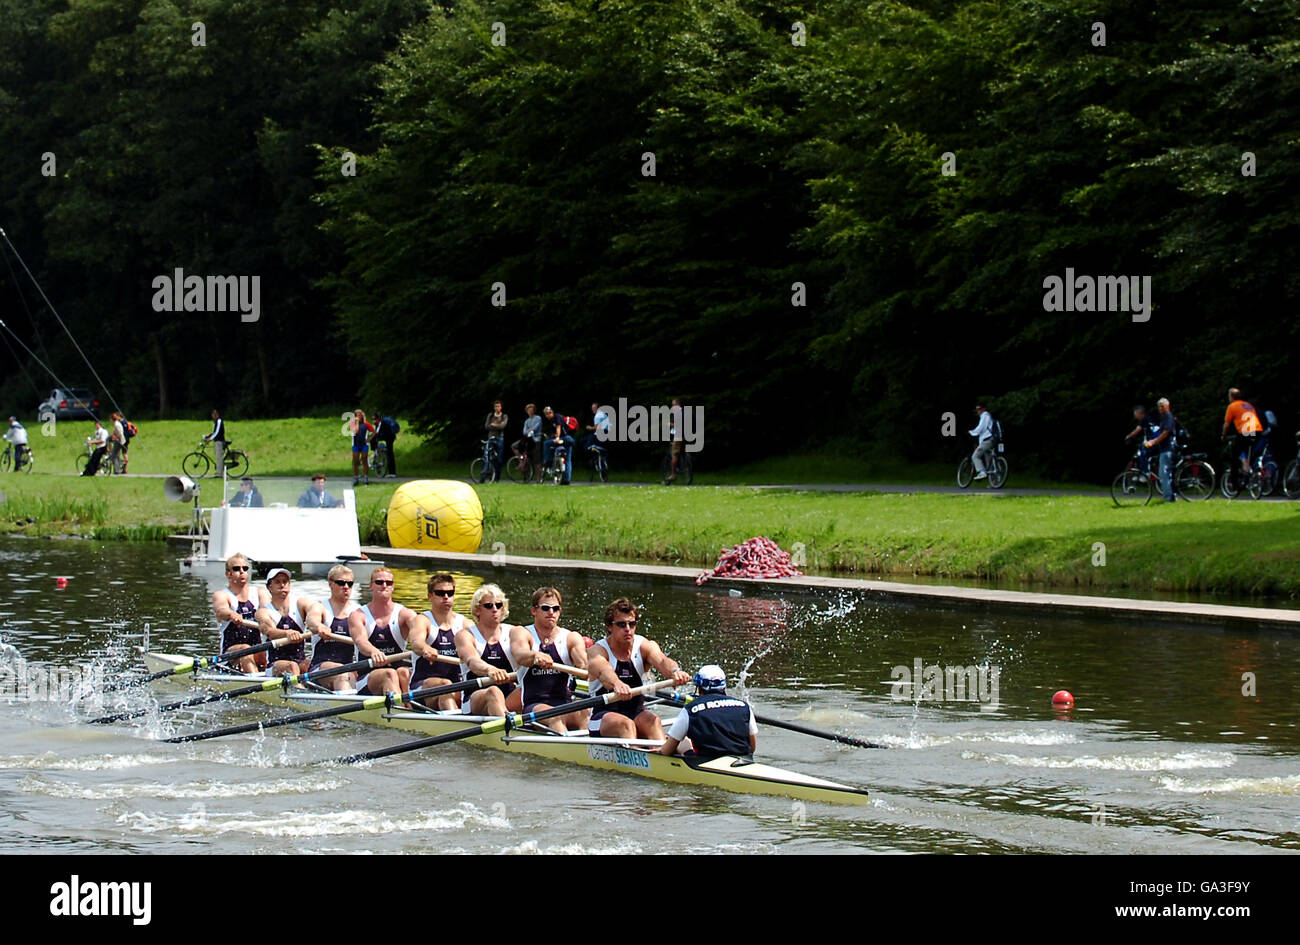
[1222, 388, 1264, 477]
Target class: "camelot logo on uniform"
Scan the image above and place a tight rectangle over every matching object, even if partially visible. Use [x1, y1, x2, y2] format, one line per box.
[151, 268, 261, 322]
[49, 875, 151, 925]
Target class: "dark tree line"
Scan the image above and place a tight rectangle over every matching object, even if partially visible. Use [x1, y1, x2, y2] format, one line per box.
[3, 0, 1297, 479]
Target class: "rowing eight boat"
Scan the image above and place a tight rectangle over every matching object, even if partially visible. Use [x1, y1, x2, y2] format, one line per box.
[141, 651, 871, 806]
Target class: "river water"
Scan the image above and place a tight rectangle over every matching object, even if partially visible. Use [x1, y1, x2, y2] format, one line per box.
[0, 536, 1296, 854]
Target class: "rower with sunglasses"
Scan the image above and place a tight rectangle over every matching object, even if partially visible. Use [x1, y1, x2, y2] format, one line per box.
[304, 564, 363, 691]
[349, 567, 418, 698]
[586, 597, 691, 739]
[403, 572, 468, 708]
[509, 587, 589, 733]
[213, 553, 270, 674]
[454, 583, 520, 716]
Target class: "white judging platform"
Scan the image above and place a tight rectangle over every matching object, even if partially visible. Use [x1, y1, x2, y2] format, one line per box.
[171, 477, 379, 579]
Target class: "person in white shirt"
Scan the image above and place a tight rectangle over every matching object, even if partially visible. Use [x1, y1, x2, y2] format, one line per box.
[968, 403, 995, 480]
[81, 421, 109, 476]
[4, 417, 29, 470]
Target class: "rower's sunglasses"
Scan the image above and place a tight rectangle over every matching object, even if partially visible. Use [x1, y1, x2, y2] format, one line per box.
[227, 565, 250, 572]
[431, 589, 455, 597]
[480, 601, 504, 609]
[613, 619, 638, 629]
[333, 579, 355, 587]
[373, 579, 394, 586]
[537, 604, 561, 613]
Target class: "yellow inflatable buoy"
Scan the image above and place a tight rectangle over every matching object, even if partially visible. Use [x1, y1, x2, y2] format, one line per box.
[386, 480, 484, 554]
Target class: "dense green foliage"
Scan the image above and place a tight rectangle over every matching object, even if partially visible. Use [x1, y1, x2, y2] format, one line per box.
[3, 0, 1297, 480]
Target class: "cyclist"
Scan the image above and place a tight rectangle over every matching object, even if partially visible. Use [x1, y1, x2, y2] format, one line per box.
[4, 417, 28, 470]
[541, 406, 574, 485]
[480, 400, 508, 482]
[968, 403, 996, 481]
[1221, 388, 1264, 478]
[81, 420, 109, 476]
[582, 401, 610, 453]
[512, 403, 544, 483]
[1123, 405, 1161, 474]
[1144, 397, 1177, 502]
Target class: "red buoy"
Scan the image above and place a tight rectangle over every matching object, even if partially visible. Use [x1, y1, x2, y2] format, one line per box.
[582, 636, 596, 648]
[1051, 690, 1074, 706]
[55, 576, 69, 589]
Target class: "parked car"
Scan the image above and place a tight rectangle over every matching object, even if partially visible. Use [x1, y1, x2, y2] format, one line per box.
[38, 388, 100, 421]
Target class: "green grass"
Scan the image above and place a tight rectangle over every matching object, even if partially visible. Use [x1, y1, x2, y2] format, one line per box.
[5, 417, 1298, 599]
[369, 483, 1300, 599]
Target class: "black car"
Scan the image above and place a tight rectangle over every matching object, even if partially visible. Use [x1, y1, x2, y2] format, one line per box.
[38, 388, 100, 421]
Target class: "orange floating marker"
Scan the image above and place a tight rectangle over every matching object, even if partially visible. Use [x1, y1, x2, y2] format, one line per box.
[55, 576, 69, 589]
[1052, 690, 1074, 706]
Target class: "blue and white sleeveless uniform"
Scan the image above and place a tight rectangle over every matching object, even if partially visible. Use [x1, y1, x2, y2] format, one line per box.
[261, 599, 307, 666]
[218, 588, 261, 653]
[461, 623, 516, 709]
[587, 636, 647, 731]
[666, 692, 757, 761]
[519, 624, 573, 713]
[355, 604, 408, 696]
[308, 600, 357, 669]
[412, 610, 466, 687]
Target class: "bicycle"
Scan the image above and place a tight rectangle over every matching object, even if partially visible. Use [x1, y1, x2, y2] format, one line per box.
[181, 440, 250, 479]
[586, 443, 610, 483]
[76, 442, 114, 476]
[470, 438, 502, 484]
[0, 442, 34, 473]
[661, 448, 694, 485]
[505, 441, 541, 483]
[540, 441, 570, 486]
[956, 441, 1007, 489]
[1281, 435, 1300, 500]
[1111, 448, 1215, 506]
[1219, 439, 1275, 500]
[372, 440, 391, 478]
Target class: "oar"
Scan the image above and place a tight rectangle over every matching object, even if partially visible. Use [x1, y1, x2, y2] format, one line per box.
[653, 690, 887, 750]
[163, 671, 519, 743]
[325, 679, 679, 765]
[109, 637, 302, 691]
[88, 652, 411, 724]
[419, 652, 589, 680]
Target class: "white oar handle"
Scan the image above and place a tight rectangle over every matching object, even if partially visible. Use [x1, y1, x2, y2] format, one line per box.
[364, 650, 413, 664]
[599, 678, 677, 705]
[314, 628, 354, 643]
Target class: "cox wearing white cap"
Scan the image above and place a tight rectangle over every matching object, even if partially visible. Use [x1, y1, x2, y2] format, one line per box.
[659, 665, 757, 762]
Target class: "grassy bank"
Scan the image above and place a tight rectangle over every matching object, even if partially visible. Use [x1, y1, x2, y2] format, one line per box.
[16, 415, 1095, 488]
[4, 437, 1298, 599]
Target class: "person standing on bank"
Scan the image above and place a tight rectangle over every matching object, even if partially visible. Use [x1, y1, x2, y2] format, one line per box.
[350, 409, 373, 486]
[204, 409, 227, 472]
[1145, 397, 1177, 502]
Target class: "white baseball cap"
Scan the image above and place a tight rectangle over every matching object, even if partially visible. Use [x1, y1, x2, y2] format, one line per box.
[265, 567, 292, 584]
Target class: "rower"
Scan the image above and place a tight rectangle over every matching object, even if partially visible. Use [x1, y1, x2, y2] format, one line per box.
[406, 573, 470, 710]
[304, 564, 362, 691]
[348, 567, 417, 698]
[453, 583, 519, 716]
[508, 586, 588, 733]
[587, 597, 691, 739]
[256, 567, 312, 676]
[658, 665, 757, 761]
[212, 552, 269, 674]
